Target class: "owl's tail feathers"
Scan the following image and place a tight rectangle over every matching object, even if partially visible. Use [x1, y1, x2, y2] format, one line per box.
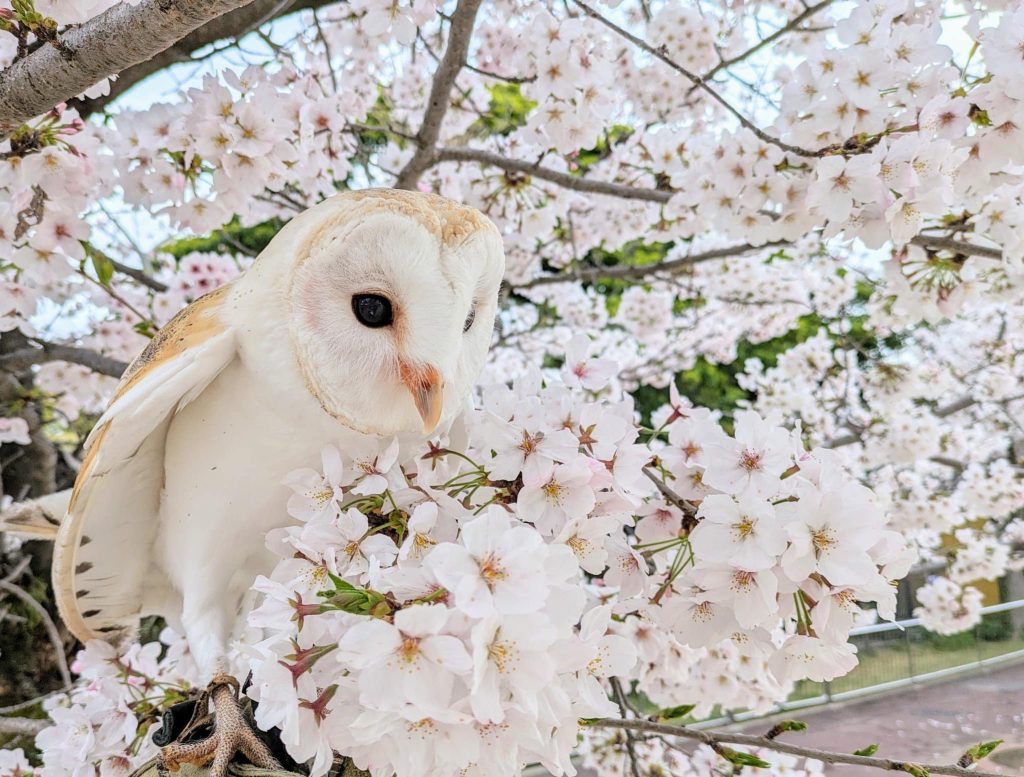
[0, 490, 69, 540]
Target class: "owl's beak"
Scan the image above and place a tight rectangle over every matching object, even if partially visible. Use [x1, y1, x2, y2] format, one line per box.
[400, 361, 444, 434]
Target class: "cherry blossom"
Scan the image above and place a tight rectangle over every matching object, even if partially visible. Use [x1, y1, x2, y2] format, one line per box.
[5, 0, 1024, 773]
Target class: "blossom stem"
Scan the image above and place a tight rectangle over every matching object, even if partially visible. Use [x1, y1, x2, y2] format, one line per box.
[650, 540, 693, 604]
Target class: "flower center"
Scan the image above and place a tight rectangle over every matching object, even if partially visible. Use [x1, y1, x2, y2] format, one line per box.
[567, 535, 589, 556]
[734, 516, 755, 538]
[479, 553, 508, 587]
[739, 449, 764, 472]
[587, 646, 609, 675]
[730, 570, 755, 592]
[519, 430, 544, 455]
[692, 601, 713, 623]
[398, 637, 421, 663]
[413, 533, 436, 551]
[488, 639, 515, 672]
[310, 487, 332, 505]
[811, 527, 837, 552]
[542, 479, 565, 505]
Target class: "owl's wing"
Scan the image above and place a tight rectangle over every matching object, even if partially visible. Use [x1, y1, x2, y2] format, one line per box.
[54, 284, 237, 643]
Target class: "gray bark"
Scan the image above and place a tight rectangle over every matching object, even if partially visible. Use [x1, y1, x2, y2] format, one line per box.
[0, 0, 262, 137]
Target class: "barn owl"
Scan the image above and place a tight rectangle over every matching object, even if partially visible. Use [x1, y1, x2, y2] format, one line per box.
[5, 190, 505, 774]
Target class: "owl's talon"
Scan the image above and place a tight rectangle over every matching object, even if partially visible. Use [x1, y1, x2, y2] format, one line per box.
[158, 674, 281, 777]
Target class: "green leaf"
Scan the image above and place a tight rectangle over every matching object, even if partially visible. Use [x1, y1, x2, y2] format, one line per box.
[470, 83, 537, 137]
[132, 320, 158, 339]
[902, 764, 929, 777]
[158, 215, 287, 260]
[656, 704, 696, 721]
[719, 748, 771, 769]
[853, 744, 878, 757]
[959, 739, 1002, 766]
[83, 242, 114, 286]
[766, 720, 807, 739]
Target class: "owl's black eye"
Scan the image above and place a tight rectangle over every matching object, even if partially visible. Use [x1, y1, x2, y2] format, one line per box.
[352, 294, 393, 328]
[463, 306, 476, 333]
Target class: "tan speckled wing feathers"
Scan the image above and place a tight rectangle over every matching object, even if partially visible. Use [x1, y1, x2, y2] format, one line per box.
[53, 285, 238, 643]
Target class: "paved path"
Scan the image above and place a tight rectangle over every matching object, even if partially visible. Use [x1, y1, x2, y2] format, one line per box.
[736, 659, 1024, 775]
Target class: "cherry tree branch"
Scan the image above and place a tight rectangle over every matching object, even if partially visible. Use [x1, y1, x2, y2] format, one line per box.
[572, 0, 819, 158]
[516, 241, 787, 289]
[0, 0, 265, 138]
[0, 341, 128, 378]
[437, 146, 672, 202]
[394, 0, 485, 190]
[589, 718, 1007, 777]
[70, 0, 338, 119]
[910, 235, 1003, 260]
[0, 716, 47, 736]
[436, 150, 1012, 271]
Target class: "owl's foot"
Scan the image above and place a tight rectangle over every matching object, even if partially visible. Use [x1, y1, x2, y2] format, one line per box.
[157, 674, 282, 777]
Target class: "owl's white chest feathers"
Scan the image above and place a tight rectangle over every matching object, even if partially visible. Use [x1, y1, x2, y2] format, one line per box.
[152, 356, 358, 667]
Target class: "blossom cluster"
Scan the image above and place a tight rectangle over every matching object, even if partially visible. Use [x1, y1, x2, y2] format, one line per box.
[234, 344, 909, 777]
[20, 629, 200, 777]
[913, 577, 984, 636]
[2, 0, 1024, 748]
[737, 303, 1024, 634]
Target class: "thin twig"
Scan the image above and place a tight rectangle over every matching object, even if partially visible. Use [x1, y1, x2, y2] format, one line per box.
[0, 579, 72, 687]
[96, 201, 166, 281]
[642, 467, 698, 521]
[464, 61, 536, 83]
[572, 0, 818, 158]
[609, 679, 643, 777]
[2, 555, 31, 583]
[694, 0, 836, 90]
[76, 269, 156, 330]
[0, 686, 71, 715]
[311, 8, 339, 94]
[516, 241, 787, 289]
[825, 395, 978, 448]
[588, 718, 1007, 777]
[107, 257, 169, 292]
[345, 122, 419, 142]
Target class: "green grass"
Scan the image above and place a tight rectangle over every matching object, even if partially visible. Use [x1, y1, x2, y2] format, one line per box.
[792, 633, 1024, 701]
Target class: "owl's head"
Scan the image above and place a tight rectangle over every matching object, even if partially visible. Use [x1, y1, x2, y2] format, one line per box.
[264, 189, 505, 437]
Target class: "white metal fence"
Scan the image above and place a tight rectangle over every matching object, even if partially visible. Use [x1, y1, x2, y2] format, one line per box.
[695, 598, 1024, 729]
